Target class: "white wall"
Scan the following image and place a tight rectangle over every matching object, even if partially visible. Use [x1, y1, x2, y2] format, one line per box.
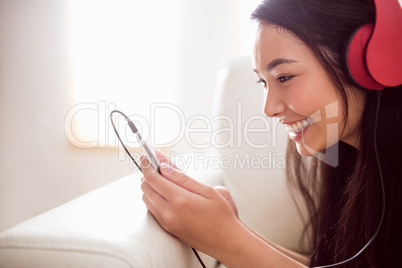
[0, 0, 135, 232]
[171, 0, 260, 153]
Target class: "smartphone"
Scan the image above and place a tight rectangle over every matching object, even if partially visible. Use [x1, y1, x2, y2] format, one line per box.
[127, 120, 160, 173]
[110, 110, 160, 173]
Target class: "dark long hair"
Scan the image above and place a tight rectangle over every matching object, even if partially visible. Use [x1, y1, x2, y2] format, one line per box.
[251, 0, 402, 267]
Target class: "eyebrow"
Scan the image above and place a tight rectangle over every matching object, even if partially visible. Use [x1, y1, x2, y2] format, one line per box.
[266, 58, 298, 71]
[253, 58, 298, 74]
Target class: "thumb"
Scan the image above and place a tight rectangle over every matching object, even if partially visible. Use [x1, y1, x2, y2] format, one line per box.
[160, 162, 211, 197]
[154, 149, 180, 170]
[214, 186, 238, 217]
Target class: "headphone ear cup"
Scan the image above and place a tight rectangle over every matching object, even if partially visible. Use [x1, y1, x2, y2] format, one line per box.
[366, 0, 402, 87]
[345, 23, 384, 90]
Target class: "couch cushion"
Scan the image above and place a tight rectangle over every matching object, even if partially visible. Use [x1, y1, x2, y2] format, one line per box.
[0, 173, 201, 268]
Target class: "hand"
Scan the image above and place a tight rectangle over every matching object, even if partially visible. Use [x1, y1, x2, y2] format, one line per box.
[153, 150, 239, 217]
[213, 186, 239, 218]
[140, 151, 243, 257]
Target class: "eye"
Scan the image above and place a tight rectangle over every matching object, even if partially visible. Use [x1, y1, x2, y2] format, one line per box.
[256, 79, 267, 87]
[277, 75, 294, 83]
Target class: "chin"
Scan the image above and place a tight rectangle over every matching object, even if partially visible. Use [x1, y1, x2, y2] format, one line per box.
[295, 138, 340, 167]
[295, 136, 330, 157]
[295, 143, 315, 157]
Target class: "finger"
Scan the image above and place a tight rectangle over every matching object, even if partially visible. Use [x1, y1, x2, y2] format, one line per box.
[154, 149, 180, 170]
[214, 186, 238, 217]
[141, 182, 168, 218]
[141, 156, 181, 201]
[141, 154, 158, 174]
[142, 192, 165, 226]
[159, 162, 212, 198]
[213, 186, 230, 199]
[141, 179, 168, 205]
[142, 191, 155, 212]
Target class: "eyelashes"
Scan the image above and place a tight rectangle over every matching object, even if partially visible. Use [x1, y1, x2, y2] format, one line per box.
[256, 78, 267, 87]
[277, 75, 294, 83]
[255, 75, 295, 87]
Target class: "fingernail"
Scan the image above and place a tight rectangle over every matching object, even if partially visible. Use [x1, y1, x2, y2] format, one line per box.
[160, 162, 172, 173]
[140, 155, 149, 165]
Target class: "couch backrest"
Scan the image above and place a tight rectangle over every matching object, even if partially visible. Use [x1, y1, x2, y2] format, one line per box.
[213, 55, 309, 253]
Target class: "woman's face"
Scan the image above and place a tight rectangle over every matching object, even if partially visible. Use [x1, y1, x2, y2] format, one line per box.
[253, 23, 365, 157]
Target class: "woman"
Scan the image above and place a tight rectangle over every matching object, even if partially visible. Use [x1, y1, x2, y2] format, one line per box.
[140, 0, 402, 267]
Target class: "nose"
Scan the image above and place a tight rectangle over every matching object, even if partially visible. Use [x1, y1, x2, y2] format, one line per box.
[263, 87, 286, 118]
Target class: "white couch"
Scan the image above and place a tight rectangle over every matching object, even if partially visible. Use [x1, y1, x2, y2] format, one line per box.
[0, 56, 307, 267]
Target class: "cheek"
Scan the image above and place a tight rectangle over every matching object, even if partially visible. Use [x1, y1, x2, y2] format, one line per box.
[286, 84, 338, 117]
[297, 123, 337, 154]
[288, 91, 336, 117]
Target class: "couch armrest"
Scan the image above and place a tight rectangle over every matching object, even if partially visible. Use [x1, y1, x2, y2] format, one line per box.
[0, 158, 222, 268]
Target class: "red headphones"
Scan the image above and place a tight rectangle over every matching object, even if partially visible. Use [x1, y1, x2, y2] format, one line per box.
[346, 0, 402, 90]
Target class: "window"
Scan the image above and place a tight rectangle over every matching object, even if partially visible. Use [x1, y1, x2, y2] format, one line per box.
[65, 0, 262, 152]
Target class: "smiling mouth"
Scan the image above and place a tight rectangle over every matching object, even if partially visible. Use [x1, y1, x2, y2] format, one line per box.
[286, 118, 311, 137]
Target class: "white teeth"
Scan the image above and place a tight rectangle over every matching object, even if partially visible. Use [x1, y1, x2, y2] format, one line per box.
[286, 118, 310, 135]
